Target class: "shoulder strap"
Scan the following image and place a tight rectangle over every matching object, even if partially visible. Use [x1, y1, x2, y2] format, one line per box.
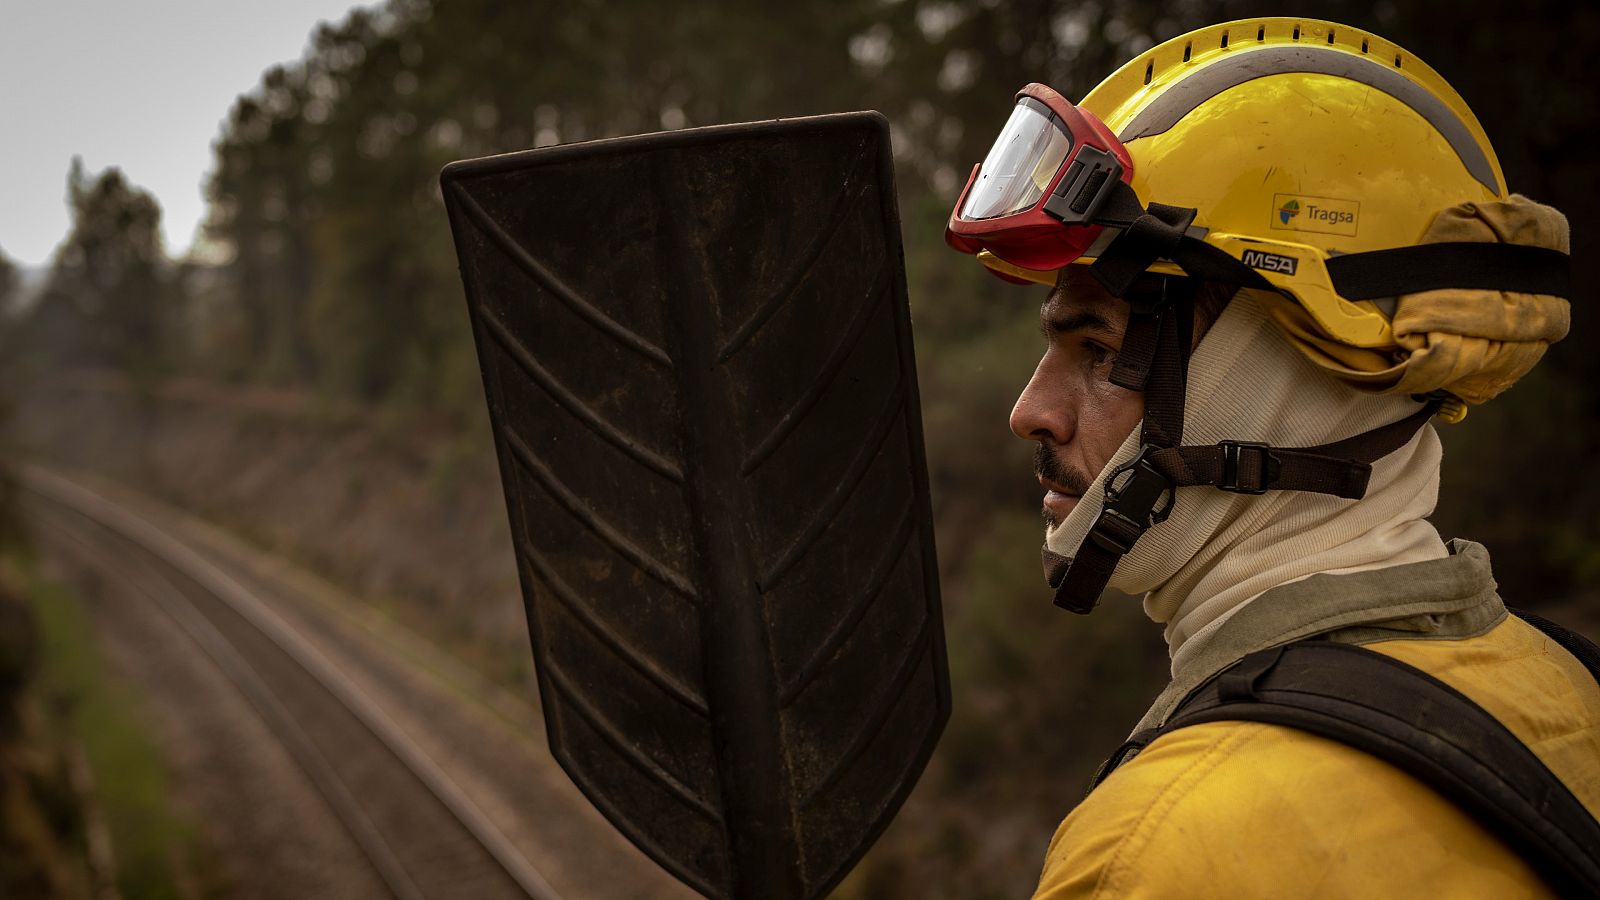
[1089, 635, 1600, 899]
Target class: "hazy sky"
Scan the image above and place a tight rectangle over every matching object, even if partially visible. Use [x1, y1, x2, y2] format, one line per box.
[1, 1, 373, 268]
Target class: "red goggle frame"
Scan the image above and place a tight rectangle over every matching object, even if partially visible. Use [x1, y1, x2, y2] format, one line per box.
[945, 83, 1134, 281]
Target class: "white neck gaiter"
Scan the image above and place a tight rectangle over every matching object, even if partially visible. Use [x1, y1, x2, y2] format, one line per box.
[1044, 290, 1448, 671]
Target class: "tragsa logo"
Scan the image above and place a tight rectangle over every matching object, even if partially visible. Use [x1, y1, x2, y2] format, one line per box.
[1278, 198, 1301, 225]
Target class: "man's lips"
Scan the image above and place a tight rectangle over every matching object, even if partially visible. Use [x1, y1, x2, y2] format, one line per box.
[1040, 476, 1082, 519]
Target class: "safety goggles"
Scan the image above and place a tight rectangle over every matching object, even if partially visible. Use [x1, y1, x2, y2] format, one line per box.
[945, 83, 1134, 278]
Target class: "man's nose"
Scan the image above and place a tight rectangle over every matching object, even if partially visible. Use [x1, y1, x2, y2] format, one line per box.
[1010, 360, 1076, 445]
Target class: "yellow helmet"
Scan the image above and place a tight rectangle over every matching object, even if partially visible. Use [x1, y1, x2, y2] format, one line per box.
[979, 17, 1504, 357]
[966, 16, 1568, 422]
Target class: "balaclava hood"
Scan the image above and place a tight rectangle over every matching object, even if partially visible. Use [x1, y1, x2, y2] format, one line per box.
[1043, 289, 1449, 668]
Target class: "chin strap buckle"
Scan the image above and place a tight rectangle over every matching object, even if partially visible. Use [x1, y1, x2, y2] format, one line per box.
[1087, 446, 1175, 555]
[1217, 440, 1282, 495]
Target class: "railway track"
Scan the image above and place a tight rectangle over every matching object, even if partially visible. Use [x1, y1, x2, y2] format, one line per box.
[24, 468, 564, 900]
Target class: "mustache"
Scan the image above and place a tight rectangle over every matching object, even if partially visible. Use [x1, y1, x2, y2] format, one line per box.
[1034, 444, 1092, 499]
[1034, 444, 1092, 495]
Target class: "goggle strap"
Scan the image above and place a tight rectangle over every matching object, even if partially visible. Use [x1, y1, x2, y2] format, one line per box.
[1086, 180, 1277, 296]
[1326, 242, 1572, 301]
[1102, 216, 1571, 303]
[1090, 196, 1201, 297]
[1087, 177, 1148, 228]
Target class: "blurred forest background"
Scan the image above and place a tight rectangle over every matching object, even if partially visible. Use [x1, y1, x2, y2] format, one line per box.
[1, 1, 1597, 897]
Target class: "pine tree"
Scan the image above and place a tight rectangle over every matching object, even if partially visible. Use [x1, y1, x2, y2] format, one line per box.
[30, 159, 172, 374]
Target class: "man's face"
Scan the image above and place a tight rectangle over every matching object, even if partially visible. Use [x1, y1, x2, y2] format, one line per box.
[1010, 268, 1145, 527]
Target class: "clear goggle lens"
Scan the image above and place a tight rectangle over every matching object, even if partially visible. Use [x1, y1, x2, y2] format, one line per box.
[958, 100, 1073, 220]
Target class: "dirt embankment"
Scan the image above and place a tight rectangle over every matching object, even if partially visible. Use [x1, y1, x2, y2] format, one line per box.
[4, 371, 531, 683]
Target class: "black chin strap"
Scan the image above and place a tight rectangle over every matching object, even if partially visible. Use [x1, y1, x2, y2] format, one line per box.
[1049, 397, 1442, 613]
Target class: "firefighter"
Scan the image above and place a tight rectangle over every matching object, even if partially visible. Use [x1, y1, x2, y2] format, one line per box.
[944, 17, 1599, 896]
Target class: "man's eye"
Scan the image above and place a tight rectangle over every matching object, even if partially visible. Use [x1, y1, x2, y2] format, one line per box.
[1082, 340, 1116, 369]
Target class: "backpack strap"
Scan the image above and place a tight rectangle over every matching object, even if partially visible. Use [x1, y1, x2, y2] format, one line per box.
[1088, 622, 1600, 899]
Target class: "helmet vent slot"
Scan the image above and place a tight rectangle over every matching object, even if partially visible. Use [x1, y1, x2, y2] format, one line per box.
[1256, 25, 1265, 41]
[1143, 60, 1153, 85]
[1292, 24, 1301, 41]
[1362, 39, 1370, 53]
[1327, 31, 1336, 44]
[1220, 31, 1229, 49]
[1394, 54, 1403, 68]
[1182, 42, 1192, 62]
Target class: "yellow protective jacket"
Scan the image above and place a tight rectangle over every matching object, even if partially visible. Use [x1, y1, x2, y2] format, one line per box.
[1034, 542, 1600, 899]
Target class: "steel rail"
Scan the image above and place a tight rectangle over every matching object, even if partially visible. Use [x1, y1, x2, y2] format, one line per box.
[39, 513, 430, 900]
[23, 467, 563, 900]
